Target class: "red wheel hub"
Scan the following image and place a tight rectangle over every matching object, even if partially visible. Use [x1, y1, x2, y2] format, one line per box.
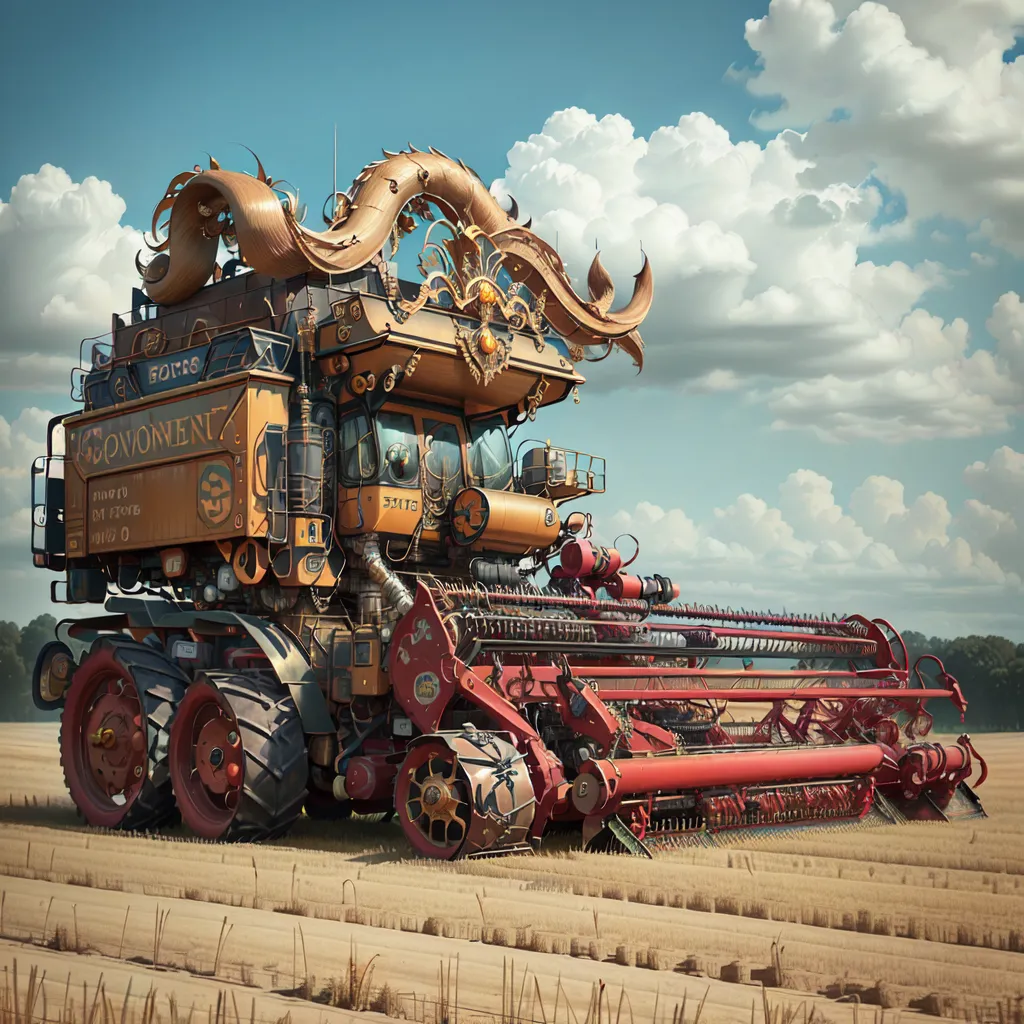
[194, 709, 243, 794]
[85, 690, 146, 791]
[169, 681, 245, 838]
[62, 654, 149, 827]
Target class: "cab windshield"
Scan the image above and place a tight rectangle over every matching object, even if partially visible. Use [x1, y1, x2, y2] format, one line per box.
[468, 415, 513, 491]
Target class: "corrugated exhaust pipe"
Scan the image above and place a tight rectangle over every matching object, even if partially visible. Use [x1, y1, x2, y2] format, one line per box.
[353, 533, 414, 616]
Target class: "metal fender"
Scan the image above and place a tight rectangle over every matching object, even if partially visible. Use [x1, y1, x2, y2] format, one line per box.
[107, 598, 334, 735]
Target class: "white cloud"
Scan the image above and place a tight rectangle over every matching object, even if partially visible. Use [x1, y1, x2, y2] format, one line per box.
[744, 0, 1024, 256]
[0, 164, 143, 390]
[604, 447, 1024, 640]
[492, 106, 1023, 441]
[488, 1, 1024, 441]
[960, 445, 1024, 575]
[0, 407, 53, 547]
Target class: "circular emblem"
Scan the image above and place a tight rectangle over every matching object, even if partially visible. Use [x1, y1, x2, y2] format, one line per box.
[413, 671, 440, 706]
[135, 326, 167, 357]
[198, 461, 234, 529]
[450, 488, 490, 546]
[544, 508, 555, 527]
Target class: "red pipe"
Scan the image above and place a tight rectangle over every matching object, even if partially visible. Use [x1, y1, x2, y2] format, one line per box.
[582, 666, 899, 680]
[897, 743, 969, 794]
[571, 744, 886, 815]
[594, 687, 952, 702]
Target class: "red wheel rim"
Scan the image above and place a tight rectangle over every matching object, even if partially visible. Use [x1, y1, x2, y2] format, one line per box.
[61, 654, 149, 827]
[396, 742, 471, 859]
[169, 682, 245, 839]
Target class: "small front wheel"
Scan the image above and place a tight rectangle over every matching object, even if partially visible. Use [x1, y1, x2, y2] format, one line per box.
[396, 731, 536, 860]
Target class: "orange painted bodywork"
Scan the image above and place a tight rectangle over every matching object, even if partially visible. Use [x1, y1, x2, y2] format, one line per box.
[62, 370, 290, 557]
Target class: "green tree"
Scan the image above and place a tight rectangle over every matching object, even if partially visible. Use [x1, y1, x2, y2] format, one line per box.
[19, 614, 57, 672]
[0, 620, 30, 720]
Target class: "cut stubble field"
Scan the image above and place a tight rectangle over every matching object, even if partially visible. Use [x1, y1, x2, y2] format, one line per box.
[0, 725, 1021, 1024]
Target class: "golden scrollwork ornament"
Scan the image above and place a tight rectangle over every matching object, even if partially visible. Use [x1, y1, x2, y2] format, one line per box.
[455, 323, 513, 386]
[388, 218, 548, 387]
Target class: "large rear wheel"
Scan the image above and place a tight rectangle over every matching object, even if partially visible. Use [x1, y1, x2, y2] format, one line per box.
[168, 673, 308, 841]
[60, 636, 188, 830]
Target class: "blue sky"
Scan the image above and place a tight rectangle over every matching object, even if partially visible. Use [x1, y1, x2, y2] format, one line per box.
[1, 0, 1022, 638]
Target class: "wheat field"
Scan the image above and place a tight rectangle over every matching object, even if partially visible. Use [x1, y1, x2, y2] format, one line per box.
[0, 725, 1020, 1024]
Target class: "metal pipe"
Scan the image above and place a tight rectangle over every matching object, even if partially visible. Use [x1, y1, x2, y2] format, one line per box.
[440, 587, 867, 634]
[648, 622, 877, 652]
[594, 686, 953, 702]
[571, 744, 885, 815]
[583, 666, 899, 680]
[355, 533, 414, 616]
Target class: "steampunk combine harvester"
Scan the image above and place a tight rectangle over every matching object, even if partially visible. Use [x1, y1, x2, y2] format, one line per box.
[29, 147, 986, 857]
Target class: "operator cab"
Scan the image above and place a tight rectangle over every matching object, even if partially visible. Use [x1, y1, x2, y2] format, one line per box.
[335, 402, 515, 537]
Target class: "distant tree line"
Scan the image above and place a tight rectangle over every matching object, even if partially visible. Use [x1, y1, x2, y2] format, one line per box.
[0, 615, 59, 721]
[902, 632, 1024, 732]
[0, 617, 1020, 730]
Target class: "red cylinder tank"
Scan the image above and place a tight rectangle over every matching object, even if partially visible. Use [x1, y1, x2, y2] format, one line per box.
[560, 540, 622, 580]
[572, 744, 885, 815]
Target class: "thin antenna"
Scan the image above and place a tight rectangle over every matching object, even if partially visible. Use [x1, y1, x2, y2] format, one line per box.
[595, 237, 598, 251]
[332, 123, 338, 219]
[555, 230, 559, 254]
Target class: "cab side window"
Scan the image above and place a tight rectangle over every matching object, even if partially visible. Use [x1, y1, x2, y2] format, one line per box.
[468, 414, 513, 490]
[339, 410, 376, 486]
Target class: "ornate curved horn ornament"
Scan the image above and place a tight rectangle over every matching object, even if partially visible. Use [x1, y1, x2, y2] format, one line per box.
[140, 149, 652, 367]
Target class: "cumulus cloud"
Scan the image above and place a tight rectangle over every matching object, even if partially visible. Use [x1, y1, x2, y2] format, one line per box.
[960, 445, 1024, 576]
[604, 447, 1024, 640]
[745, 0, 1024, 255]
[492, 108, 1024, 441]
[0, 164, 144, 390]
[0, 407, 53, 547]
[489, 1, 1024, 441]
